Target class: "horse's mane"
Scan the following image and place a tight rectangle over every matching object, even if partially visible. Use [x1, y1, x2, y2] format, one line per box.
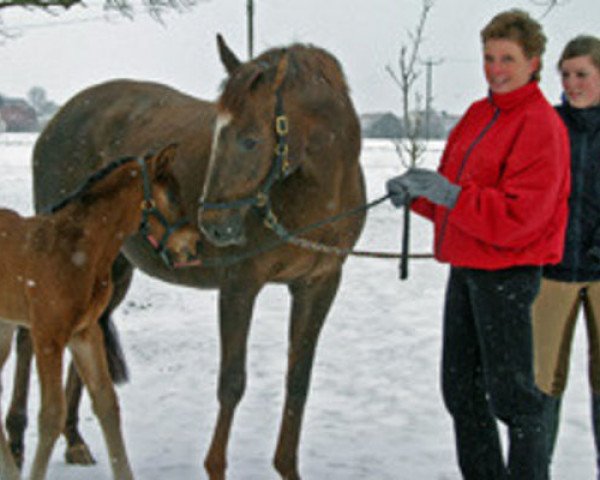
[45, 155, 138, 214]
[219, 44, 350, 113]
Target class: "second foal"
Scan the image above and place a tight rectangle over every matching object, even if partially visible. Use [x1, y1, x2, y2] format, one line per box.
[0, 144, 200, 480]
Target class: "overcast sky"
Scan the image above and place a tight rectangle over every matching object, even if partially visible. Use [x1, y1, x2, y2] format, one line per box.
[1, 0, 599, 116]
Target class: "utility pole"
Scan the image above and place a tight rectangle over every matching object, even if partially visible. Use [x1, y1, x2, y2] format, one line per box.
[247, 0, 254, 59]
[421, 57, 443, 140]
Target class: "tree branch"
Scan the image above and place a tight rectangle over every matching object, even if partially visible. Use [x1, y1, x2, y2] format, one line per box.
[386, 0, 433, 167]
[0, 0, 77, 10]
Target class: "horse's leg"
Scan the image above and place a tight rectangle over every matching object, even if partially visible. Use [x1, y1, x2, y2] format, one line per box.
[69, 322, 134, 480]
[63, 362, 95, 465]
[204, 282, 261, 480]
[29, 333, 66, 480]
[273, 270, 342, 480]
[0, 323, 20, 480]
[5, 327, 33, 469]
[64, 253, 134, 465]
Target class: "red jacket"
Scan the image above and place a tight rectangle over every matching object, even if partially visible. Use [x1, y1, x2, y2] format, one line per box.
[412, 82, 571, 270]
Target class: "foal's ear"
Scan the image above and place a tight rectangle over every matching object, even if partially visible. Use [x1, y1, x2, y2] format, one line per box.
[152, 143, 178, 178]
[217, 33, 242, 75]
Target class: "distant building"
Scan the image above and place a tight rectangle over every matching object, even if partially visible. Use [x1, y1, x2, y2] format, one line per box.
[0, 96, 39, 132]
[360, 112, 403, 139]
[360, 110, 460, 140]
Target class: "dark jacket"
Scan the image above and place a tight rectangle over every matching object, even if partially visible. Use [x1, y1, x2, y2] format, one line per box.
[544, 102, 600, 282]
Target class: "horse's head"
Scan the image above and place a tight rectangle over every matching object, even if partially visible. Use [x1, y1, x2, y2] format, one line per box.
[198, 35, 361, 248]
[198, 36, 300, 247]
[141, 144, 202, 268]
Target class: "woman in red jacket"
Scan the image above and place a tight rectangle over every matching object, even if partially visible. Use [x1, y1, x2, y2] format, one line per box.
[387, 10, 570, 480]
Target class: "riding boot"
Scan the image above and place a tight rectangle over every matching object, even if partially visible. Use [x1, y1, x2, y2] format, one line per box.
[592, 394, 600, 480]
[544, 395, 562, 464]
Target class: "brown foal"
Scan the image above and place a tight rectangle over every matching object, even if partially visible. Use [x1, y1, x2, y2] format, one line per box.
[0, 144, 199, 480]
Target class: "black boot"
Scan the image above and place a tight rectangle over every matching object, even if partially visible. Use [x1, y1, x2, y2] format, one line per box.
[545, 395, 562, 465]
[592, 394, 600, 480]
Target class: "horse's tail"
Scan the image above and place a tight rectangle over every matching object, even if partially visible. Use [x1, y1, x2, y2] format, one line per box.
[99, 312, 130, 384]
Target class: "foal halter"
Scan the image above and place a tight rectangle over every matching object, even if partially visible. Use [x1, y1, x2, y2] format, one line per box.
[198, 53, 296, 230]
[137, 156, 191, 268]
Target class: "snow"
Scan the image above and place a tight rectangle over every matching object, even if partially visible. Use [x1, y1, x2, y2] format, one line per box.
[0, 133, 593, 479]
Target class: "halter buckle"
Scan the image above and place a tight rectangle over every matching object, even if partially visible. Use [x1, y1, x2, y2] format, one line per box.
[256, 191, 268, 208]
[141, 199, 156, 210]
[274, 143, 289, 157]
[264, 209, 278, 229]
[275, 115, 289, 135]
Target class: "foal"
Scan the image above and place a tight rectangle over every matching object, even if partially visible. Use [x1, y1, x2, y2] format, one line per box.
[0, 144, 199, 480]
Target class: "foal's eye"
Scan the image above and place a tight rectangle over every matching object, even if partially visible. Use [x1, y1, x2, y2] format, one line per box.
[239, 137, 259, 151]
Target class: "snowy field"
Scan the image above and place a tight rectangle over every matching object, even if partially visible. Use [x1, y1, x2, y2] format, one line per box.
[0, 134, 593, 479]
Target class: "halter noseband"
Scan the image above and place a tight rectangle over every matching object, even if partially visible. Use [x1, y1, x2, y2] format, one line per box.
[137, 156, 191, 268]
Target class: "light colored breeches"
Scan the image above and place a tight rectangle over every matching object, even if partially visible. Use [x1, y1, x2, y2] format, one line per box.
[532, 278, 600, 396]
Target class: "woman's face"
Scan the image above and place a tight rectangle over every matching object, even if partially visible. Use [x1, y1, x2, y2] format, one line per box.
[483, 38, 540, 94]
[560, 55, 600, 108]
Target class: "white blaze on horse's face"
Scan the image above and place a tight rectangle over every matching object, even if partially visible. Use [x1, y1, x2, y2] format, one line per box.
[201, 110, 233, 203]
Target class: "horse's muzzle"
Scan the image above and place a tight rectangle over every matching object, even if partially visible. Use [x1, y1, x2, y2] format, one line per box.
[198, 209, 246, 247]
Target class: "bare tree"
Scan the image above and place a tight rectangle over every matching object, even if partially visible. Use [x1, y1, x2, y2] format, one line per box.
[0, 0, 208, 21]
[386, 0, 433, 168]
[530, 0, 569, 18]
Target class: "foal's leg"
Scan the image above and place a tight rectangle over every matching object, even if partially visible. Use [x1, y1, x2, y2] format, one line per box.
[204, 282, 262, 480]
[69, 322, 134, 480]
[64, 253, 134, 465]
[6, 327, 33, 468]
[273, 271, 342, 480]
[29, 334, 66, 480]
[0, 323, 20, 480]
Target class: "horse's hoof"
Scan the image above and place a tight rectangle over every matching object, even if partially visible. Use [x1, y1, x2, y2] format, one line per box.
[65, 443, 96, 465]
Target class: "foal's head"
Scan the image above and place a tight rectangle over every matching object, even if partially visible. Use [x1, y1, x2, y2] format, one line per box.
[138, 145, 202, 268]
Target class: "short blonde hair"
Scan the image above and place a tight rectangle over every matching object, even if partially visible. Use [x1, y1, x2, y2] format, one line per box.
[481, 9, 546, 81]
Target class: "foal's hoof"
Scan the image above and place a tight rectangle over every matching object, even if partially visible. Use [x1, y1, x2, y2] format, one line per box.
[65, 443, 96, 465]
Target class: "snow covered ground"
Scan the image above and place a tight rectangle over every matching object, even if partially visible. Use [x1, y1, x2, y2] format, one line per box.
[0, 134, 593, 479]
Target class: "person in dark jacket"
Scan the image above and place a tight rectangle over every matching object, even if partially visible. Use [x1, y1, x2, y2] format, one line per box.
[532, 34, 600, 478]
[386, 10, 571, 480]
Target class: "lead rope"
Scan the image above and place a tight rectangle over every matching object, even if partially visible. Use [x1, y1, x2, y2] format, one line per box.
[258, 193, 434, 260]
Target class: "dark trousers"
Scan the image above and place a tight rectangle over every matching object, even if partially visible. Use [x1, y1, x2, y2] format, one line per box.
[442, 266, 550, 480]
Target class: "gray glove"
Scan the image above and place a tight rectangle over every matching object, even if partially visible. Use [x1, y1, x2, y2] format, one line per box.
[394, 168, 461, 209]
[386, 176, 410, 207]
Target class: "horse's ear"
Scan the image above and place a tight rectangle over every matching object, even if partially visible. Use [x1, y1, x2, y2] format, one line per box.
[152, 143, 178, 178]
[217, 34, 242, 75]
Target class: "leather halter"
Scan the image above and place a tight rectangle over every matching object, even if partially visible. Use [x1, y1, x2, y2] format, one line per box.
[198, 54, 296, 230]
[137, 156, 191, 268]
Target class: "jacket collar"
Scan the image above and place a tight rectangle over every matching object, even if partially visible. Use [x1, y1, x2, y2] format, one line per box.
[488, 81, 541, 111]
[559, 99, 600, 134]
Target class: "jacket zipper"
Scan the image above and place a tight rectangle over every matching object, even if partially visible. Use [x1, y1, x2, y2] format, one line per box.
[435, 107, 501, 257]
[570, 133, 587, 281]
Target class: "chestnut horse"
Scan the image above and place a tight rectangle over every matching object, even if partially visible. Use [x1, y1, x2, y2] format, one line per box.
[0, 145, 200, 480]
[9, 36, 365, 479]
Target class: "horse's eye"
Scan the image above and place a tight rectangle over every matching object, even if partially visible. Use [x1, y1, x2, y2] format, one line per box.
[166, 188, 178, 204]
[239, 137, 259, 151]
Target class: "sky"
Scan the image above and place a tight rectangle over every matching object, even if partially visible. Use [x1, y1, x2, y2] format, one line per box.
[1, 0, 599, 117]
